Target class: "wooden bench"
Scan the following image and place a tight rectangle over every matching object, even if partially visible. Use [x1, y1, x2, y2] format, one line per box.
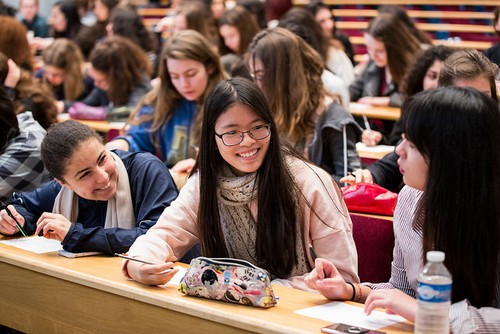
[295, 0, 500, 5]
[332, 9, 493, 21]
[311, 3, 498, 59]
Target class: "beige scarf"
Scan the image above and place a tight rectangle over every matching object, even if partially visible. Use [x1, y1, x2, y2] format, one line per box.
[52, 151, 135, 229]
[217, 164, 309, 278]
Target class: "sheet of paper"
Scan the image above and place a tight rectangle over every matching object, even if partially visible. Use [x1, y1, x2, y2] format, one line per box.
[295, 301, 406, 330]
[350, 103, 373, 110]
[356, 142, 395, 154]
[0, 236, 62, 254]
[167, 266, 187, 286]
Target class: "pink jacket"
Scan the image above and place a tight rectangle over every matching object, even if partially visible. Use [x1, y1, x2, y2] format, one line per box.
[123, 158, 359, 290]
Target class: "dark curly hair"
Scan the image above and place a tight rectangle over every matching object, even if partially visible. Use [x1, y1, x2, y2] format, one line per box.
[401, 45, 455, 100]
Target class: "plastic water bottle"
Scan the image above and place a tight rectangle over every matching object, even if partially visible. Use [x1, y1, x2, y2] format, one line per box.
[414, 251, 452, 334]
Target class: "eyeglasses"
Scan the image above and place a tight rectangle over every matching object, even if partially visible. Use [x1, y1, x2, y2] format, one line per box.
[215, 124, 271, 146]
[250, 70, 265, 82]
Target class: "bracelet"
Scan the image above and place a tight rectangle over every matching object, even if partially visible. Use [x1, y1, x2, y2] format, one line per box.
[346, 282, 356, 301]
[355, 283, 362, 302]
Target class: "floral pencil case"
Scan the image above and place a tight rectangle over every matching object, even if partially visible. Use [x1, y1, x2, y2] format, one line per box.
[178, 257, 277, 308]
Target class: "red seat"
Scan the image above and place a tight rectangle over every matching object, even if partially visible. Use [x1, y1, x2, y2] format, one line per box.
[350, 213, 394, 283]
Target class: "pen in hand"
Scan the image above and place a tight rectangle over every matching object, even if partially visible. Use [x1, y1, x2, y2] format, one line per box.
[114, 253, 163, 265]
[0, 200, 27, 237]
[309, 244, 327, 278]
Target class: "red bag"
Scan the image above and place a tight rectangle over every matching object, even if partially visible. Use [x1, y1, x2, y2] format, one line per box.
[341, 183, 398, 216]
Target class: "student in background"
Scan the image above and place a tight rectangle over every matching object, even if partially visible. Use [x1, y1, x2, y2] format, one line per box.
[280, 7, 355, 87]
[484, 7, 500, 69]
[247, 28, 361, 181]
[0, 120, 179, 255]
[81, 36, 152, 120]
[91, 0, 120, 43]
[306, 87, 500, 332]
[19, 0, 49, 38]
[0, 86, 50, 201]
[277, 7, 351, 105]
[378, 5, 432, 46]
[304, 1, 355, 66]
[350, 13, 421, 107]
[38, 1, 96, 59]
[106, 7, 159, 72]
[218, 6, 260, 56]
[342, 48, 496, 192]
[160, 2, 219, 48]
[122, 77, 359, 290]
[349, 13, 422, 146]
[108, 30, 226, 170]
[36, 38, 94, 113]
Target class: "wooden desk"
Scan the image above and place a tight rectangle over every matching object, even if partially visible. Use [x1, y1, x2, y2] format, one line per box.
[57, 114, 126, 134]
[349, 103, 401, 121]
[0, 241, 412, 333]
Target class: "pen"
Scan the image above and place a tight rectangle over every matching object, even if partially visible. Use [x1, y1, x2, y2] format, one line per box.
[0, 200, 27, 237]
[363, 115, 371, 131]
[309, 244, 319, 261]
[309, 244, 327, 278]
[114, 253, 159, 265]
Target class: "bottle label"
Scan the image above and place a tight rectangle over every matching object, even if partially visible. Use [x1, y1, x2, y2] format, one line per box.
[417, 281, 452, 303]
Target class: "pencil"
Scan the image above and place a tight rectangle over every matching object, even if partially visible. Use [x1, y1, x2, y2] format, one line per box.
[114, 253, 158, 265]
[0, 200, 27, 237]
[309, 244, 328, 277]
[309, 244, 319, 261]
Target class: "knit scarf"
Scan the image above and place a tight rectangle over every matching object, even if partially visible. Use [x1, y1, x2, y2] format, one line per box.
[217, 164, 309, 278]
[52, 151, 135, 229]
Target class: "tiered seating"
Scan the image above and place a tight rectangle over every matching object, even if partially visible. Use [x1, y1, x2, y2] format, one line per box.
[292, 0, 498, 60]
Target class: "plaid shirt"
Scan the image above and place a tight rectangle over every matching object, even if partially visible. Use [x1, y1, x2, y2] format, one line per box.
[367, 186, 500, 333]
[0, 112, 50, 201]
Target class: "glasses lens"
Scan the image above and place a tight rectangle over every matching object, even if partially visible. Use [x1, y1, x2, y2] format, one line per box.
[222, 133, 242, 146]
[250, 125, 270, 140]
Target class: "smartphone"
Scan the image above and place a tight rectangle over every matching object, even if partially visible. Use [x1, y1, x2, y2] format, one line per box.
[321, 323, 386, 334]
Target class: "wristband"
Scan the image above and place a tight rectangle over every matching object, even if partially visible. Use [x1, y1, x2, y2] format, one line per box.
[346, 282, 356, 301]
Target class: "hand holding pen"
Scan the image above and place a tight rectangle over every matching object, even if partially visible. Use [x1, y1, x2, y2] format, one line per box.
[0, 200, 27, 237]
[305, 245, 354, 301]
[120, 253, 178, 286]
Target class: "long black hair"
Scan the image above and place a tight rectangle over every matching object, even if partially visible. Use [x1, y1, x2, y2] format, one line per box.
[192, 77, 299, 278]
[403, 87, 500, 307]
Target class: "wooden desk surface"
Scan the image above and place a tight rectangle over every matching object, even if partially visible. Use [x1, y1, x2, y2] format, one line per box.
[57, 114, 126, 133]
[349, 103, 401, 121]
[0, 241, 413, 334]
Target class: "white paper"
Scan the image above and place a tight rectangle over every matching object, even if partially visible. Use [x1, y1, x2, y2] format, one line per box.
[166, 266, 187, 286]
[356, 142, 395, 154]
[295, 301, 406, 330]
[0, 236, 62, 254]
[349, 103, 373, 110]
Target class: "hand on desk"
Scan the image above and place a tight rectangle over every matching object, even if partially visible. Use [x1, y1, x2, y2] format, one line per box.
[126, 259, 179, 286]
[304, 258, 352, 301]
[364, 289, 417, 322]
[339, 169, 374, 185]
[0, 204, 25, 235]
[35, 212, 72, 241]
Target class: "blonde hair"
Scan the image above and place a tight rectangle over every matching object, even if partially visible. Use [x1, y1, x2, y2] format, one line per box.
[42, 39, 85, 101]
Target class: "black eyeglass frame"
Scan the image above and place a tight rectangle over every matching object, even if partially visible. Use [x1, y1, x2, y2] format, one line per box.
[214, 123, 271, 146]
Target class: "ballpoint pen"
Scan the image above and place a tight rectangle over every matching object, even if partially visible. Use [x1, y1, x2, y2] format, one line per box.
[0, 200, 27, 237]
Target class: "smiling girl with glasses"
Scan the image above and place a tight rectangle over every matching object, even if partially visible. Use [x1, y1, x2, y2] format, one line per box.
[122, 78, 359, 290]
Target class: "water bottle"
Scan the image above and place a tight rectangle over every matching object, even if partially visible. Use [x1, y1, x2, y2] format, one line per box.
[414, 251, 452, 334]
